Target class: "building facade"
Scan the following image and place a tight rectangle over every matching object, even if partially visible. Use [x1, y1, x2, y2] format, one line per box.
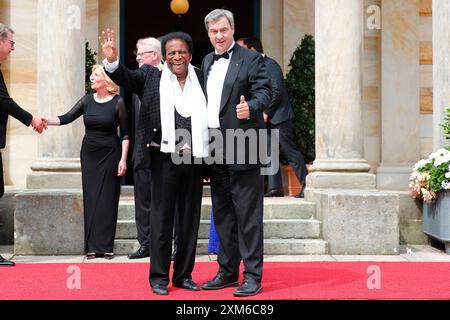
[1, 0, 449, 253]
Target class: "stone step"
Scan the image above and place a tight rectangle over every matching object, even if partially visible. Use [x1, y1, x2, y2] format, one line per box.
[121, 185, 211, 197]
[116, 219, 321, 240]
[114, 238, 328, 255]
[118, 197, 316, 221]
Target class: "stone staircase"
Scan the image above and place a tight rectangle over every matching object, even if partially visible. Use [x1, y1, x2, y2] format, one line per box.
[114, 186, 328, 255]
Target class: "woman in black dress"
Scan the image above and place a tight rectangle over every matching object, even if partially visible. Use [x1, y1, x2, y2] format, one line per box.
[45, 65, 129, 259]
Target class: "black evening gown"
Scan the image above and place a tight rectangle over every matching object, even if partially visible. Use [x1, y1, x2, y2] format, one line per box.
[59, 94, 129, 253]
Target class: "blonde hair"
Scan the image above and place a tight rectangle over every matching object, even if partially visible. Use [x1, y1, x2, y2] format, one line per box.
[91, 65, 120, 95]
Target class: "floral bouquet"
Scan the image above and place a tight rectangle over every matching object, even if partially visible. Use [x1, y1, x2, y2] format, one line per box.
[409, 147, 450, 203]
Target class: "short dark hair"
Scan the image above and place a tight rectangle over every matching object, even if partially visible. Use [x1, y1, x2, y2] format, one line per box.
[160, 32, 194, 57]
[244, 37, 264, 54]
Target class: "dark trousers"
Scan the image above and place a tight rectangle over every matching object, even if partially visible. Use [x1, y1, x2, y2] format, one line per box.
[210, 164, 264, 282]
[133, 167, 151, 248]
[0, 152, 4, 198]
[149, 149, 203, 286]
[267, 120, 307, 190]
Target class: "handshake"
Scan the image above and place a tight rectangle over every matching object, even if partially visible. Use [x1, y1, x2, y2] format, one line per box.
[30, 116, 49, 134]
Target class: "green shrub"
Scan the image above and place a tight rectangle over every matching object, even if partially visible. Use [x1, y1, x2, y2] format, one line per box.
[285, 34, 315, 164]
[85, 42, 97, 94]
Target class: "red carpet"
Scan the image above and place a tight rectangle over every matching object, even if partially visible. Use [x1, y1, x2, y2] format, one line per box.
[1, 262, 450, 300]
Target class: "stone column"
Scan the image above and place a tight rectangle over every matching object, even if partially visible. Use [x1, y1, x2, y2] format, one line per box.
[308, 0, 376, 190]
[377, 0, 420, 190]
[433, 0, 450, 149]
[27, 0, 86, 189]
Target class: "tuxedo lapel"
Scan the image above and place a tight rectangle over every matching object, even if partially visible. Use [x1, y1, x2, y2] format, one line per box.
[203, 54, 214, 84]
[220, 48, 243, 112]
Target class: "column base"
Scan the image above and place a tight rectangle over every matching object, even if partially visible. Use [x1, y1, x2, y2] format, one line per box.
[377, 164, 415, 191]
[27, 159, 81, 189]
[14, 190, 84, 255]
[306, 172, 377, 190]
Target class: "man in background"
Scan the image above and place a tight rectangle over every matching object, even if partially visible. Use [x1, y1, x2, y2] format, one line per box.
[238, 36, 308, 198]
[128, 37, 163, 260]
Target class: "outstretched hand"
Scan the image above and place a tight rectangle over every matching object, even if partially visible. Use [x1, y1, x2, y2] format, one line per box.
[99, 28, 118, 63]
[31, 116, 47, 134]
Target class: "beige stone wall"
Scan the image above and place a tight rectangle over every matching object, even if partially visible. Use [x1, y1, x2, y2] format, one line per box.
[260, 0, 283, 67]
[260, 0, 315, 73]
[1, 0, 38, 187]
[283, 0, 314, 72]
[87, 0, 120, 63]
[419, 0, 433, 158]
[363, 0, 382, 173]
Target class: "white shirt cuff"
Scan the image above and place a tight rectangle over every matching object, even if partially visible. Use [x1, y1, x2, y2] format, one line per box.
[103, 58, 119, 73]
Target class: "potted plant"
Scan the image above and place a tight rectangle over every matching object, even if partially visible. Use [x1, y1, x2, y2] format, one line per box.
[282, 35, 315, 195]
[410, 108, 450, 253]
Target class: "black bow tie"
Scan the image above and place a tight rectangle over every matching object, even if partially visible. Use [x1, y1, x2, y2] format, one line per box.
[213, 46, 234, 61]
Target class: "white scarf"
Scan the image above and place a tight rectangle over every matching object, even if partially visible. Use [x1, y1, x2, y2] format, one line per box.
[159, 63, 209, 158]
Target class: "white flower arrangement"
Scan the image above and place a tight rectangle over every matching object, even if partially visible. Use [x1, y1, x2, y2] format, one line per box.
[410, 147, 450, 203]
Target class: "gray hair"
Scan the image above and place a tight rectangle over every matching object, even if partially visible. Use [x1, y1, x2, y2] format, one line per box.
[0, 23, 14, 40]
[136, 37, 162, 56]
[204, 9, 234, 31]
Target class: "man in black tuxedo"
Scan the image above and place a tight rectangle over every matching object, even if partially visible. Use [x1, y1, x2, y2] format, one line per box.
[0, 24, 46, 266]
[200, 9, 271, 297]
[239, 37, 308, 198]
[127, 37, 163, 260]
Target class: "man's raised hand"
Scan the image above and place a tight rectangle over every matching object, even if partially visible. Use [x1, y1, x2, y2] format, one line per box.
[99, 28, 118, 63]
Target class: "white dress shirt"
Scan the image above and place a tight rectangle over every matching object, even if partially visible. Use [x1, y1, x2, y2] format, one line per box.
[206, 42, 235, 129]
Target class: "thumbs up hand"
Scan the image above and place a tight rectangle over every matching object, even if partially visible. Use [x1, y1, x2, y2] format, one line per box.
[236, 95, 250, 120]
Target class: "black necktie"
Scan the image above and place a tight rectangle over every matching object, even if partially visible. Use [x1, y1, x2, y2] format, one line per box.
[213, 46, 234, 61]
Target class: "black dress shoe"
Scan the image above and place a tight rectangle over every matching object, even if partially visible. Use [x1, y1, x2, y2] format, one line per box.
[0, 255, 15, 266]
[173, 279, 201, 291]
[128, 246, 150, 259]
[151, 284, 169, 295]
[264, 188, 284, 197]
[201, 272, 239, 290]
[234, 278, 262, 297]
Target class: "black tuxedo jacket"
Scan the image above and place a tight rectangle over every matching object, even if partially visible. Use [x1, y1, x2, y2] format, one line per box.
[107, 64, 161, 167]
[0, 68, 33, 149]
[201, 45, 271, 171]
[263, 56, 295, 126]
[107, 64, 205, 167]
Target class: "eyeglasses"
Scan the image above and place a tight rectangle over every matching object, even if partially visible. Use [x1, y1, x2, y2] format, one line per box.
[135, 50, 154, 57]
[3, 39, 15, 48]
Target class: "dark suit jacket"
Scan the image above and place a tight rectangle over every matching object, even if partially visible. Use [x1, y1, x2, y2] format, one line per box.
[201, 45, 271, 171]
[263, 56, 295, 126]
[107, 64, 161, 167]
[107, 64, 205, 168]
[0, 68, 33, 149]
[131, 93, 149, 169]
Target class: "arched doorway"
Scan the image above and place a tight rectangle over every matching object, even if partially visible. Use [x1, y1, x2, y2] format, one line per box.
[121, 0, 260, 67]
